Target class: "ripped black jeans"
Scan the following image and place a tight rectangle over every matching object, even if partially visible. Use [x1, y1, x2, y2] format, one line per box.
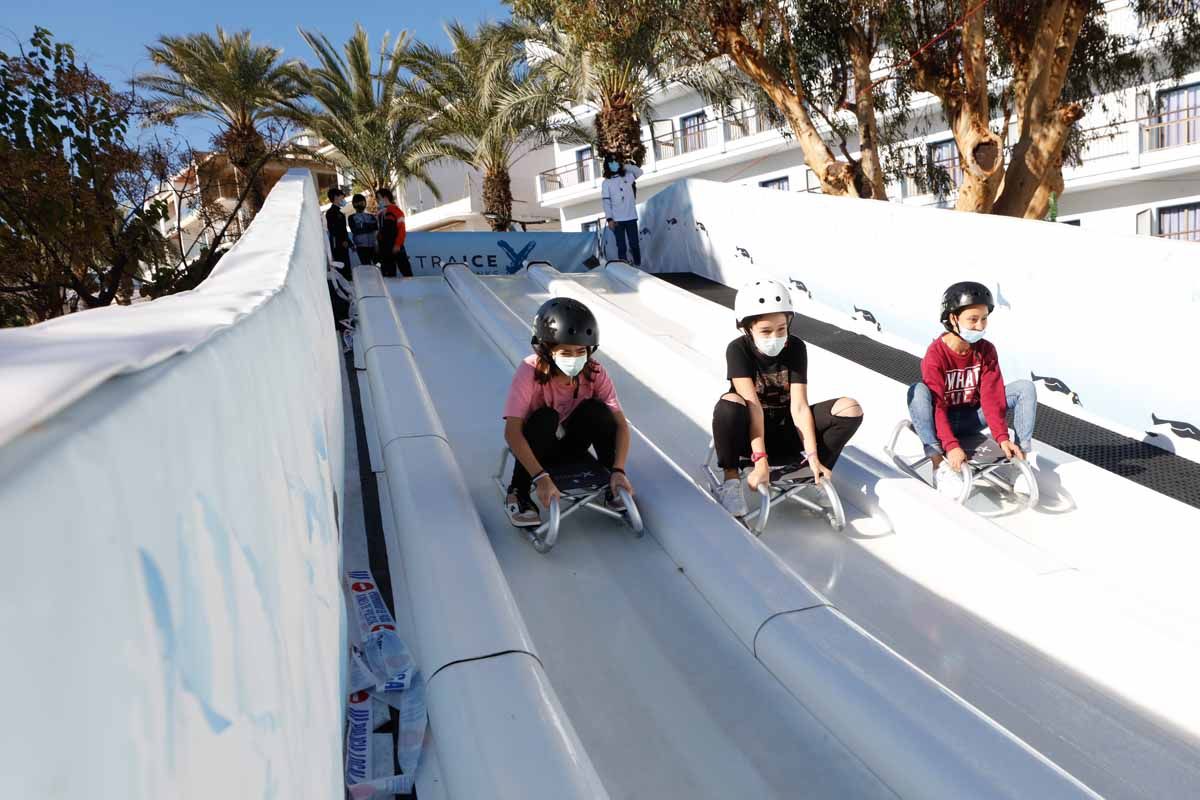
[712, 397, 861, 470]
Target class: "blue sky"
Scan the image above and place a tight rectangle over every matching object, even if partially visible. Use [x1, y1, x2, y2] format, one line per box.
[3, 0, 510, 146]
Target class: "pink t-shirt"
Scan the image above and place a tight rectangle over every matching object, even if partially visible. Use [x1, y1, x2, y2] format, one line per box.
[502, 354, 622, 421]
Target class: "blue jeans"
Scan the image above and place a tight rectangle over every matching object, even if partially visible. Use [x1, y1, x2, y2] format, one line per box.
[907, 379, 1036, 455]
[612, 219, 641, 265]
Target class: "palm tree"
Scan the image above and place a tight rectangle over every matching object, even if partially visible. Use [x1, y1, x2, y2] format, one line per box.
[398, 21, 587, 231]
[138, 28, 303, 210]
[501, 20, 743, 165]
[282, 25, 459, 205]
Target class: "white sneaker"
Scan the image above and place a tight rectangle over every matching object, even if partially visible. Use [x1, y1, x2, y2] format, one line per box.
[934, 461, 966, 501]
[715, 478, 749, 517]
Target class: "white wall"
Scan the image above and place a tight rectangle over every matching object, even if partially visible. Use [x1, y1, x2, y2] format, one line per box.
[0, 171, 347, 798]
[637, 178, 1200, 460]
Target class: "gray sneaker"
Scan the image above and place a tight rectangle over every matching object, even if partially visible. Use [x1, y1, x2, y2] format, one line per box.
[715, 478, 749, 517]
[505, 491, 540, 528]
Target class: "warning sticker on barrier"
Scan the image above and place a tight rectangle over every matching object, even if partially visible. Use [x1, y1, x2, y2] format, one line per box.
[344, 569, 427, 798]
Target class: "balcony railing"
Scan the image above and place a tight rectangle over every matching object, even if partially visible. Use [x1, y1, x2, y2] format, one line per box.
[652, 121, 715, 160]
[538, 106, 784, 194]
[1141, 112, 1200, 151]
[539, 156, 598, 194]
[724, 109, 772, 143]
[1155, 228, 1200, 241]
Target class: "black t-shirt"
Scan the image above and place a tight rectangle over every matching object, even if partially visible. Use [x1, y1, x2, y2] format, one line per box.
[726, 335, 808, 417]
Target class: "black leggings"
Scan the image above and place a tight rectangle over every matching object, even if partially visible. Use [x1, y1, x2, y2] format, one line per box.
[509, 399, 617, 494]
[712, 397, 861, 470]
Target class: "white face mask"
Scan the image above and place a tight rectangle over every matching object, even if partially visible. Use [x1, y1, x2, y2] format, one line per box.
[959, 327, 986, 344]
[753, 335, 787, 358]
[554, 354, 588, 378]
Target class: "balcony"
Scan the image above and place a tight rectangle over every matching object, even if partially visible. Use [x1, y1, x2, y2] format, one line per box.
[537, 107, 780, 201]
[1141, 112, 1200, 151]
[539, 156, 598, 194]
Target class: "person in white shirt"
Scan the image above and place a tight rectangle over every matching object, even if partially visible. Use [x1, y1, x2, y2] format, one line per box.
[600, 155, 644, 265]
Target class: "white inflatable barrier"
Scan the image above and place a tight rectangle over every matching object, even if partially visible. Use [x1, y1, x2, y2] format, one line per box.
[351, 267, 608, 799]
[0, 170, 346, 798]
[444, 263, 1097, 799]
[636, 179, 1200, 462]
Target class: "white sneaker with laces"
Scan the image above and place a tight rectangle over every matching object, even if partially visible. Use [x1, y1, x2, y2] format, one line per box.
[716, 478, 749, 517]
[934, 461, 966, 501]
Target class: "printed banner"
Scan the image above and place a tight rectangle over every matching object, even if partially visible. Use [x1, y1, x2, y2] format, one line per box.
[403, 231, 598, 275]
[345, 569, 427, 798]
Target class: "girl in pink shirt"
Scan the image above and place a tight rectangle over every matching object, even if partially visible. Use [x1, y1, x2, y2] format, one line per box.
[501, 297, 634, 527]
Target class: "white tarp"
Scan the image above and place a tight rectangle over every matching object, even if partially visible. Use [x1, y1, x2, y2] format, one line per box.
[0, 170, 346, 798]
[403, 231, 597, 275]
[637, 179, 1200, 460]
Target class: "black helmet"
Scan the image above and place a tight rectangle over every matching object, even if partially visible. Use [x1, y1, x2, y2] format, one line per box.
[531, 297, 599, 348]
[940, 281, 994, 332]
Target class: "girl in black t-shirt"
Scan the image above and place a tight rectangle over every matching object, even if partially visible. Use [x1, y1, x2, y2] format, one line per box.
[712, 279, 864, 517]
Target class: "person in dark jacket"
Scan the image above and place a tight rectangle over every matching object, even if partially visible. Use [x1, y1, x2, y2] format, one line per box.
[375, 187, 412, 278]
[348, 193, 378, 268]
[325, 187, 351, 280]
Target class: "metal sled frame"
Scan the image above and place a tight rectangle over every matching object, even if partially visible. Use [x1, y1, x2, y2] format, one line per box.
[494, 449, 643, 554]
[703, 444, 846, 535]
[884, 420, 1039, 514]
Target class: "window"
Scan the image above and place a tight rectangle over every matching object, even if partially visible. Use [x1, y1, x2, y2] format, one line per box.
[759, 176, 790, 191]
[575, 147, 594, 184]
[1156, 203, 1200, 241]
[927, 139, 964, 191]
[1147, 84, 1200, 151]
[680, 111, 708, 154]
[581, 219, 601, 234]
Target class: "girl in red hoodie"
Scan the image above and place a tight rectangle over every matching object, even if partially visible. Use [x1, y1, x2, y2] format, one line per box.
[907, 281, 1036, 495]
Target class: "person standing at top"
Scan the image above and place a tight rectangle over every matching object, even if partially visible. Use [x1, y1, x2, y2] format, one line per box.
[325, 187, 351, 280]
[375, 187, 412, 278]
[601, 154, 643, 266]
[348, 193, 378, 268]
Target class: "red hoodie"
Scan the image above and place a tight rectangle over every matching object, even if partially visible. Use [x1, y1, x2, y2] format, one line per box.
[921, 336, 1009, 452]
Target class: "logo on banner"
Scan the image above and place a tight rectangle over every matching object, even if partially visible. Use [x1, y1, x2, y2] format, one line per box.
[351, 582, 374, 592]
[371, 624, 396, 633]
[497, 240, 537, 274]
[349, 691, 369, 704]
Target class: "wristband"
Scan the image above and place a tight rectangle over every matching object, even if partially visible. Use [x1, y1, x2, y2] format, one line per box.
[531, 471, 549, 485]
[750, 451, 767, 463]
[804, 450, 818, 461]
[611, 467, 625, 475]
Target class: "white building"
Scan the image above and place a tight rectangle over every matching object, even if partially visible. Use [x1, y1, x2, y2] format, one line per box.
[532, 1, 1200, 244]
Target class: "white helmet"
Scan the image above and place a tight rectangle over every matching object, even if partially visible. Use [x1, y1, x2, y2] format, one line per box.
[734, 279, 793, 328]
